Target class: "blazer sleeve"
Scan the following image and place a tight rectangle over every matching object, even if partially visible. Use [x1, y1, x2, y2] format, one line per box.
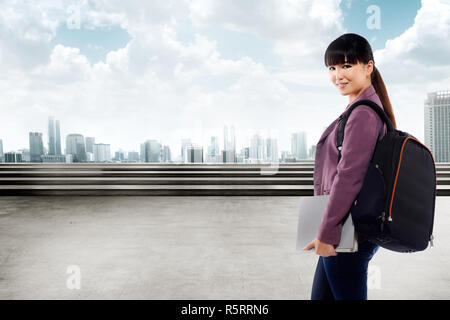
[316, 105, 382, 245]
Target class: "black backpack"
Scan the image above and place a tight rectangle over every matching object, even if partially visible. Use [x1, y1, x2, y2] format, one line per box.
[336, 99, 437, 253]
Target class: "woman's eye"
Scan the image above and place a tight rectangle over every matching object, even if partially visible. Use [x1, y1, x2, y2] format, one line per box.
[343, 64, 351, 68]
[328, 66, 335, 70]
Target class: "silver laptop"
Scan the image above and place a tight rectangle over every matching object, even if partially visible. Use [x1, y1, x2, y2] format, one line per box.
[296, 194, 358, 253]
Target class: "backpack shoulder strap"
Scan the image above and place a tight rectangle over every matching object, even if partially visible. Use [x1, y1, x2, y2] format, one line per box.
[336, 99, 394, 163]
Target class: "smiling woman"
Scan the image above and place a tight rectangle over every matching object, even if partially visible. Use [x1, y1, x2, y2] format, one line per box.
[324, 34, 396, 127]
[303, 33, 398, 300]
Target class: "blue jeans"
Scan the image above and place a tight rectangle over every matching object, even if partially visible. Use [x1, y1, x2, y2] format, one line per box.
[311, 240, 380, 300]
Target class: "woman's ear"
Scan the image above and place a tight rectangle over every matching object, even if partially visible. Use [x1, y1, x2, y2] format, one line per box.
[367, 60, 374, 78]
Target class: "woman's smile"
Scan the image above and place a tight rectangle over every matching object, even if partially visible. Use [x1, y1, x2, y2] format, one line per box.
[337, 82, 349, 88]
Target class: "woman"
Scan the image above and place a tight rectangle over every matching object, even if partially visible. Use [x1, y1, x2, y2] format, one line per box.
[302, 33, 397, 300]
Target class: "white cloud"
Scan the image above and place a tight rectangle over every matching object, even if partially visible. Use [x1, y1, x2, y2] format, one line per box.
[31, 44, 91, 83]
[376, 0, 450, 83]
[372, 0, 450, 141]
[187, 0, 346, 67]
[1, 0, 450, 158]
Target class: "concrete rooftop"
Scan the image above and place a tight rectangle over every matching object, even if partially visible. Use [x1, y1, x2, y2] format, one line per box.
[0, 196, 449, 300]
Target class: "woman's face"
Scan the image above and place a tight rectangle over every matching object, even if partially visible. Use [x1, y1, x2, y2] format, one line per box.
[328, 59, 374, 101]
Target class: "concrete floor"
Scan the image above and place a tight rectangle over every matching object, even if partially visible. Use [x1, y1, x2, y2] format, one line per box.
[0, 196, 449, 300]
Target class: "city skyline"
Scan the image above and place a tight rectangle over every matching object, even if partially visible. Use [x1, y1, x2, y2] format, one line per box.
[0, 119, 312, 163]
[3, 87, 450, 163]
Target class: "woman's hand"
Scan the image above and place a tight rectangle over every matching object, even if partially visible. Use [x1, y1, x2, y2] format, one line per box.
[302, 238, 338, 257]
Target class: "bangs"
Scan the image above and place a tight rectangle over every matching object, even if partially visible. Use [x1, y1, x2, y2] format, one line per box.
[324, 44, 360, 67]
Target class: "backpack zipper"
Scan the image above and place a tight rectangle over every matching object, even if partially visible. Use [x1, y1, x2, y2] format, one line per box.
[388, 137, 436, 223]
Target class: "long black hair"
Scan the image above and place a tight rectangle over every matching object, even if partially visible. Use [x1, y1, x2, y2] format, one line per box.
[324, 33, 397, 129]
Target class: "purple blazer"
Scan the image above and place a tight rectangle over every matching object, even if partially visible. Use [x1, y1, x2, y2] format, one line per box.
[313, 84, 387, 245]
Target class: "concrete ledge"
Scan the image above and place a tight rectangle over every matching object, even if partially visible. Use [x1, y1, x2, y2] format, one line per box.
[0, 163, 447, 196]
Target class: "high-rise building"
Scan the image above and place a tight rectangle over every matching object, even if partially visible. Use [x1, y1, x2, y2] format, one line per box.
[5, 152, 22, 163]
[114, 149, 126, 161]
[66, 134, 86, 162]
[17, 149, 30, 162]
[47, 116, 62, 156]
[242, 147, 250, 160]
[425, 90, 450, 162]
[55, 119, 61, 155]
[181, 138, 192, 163]
[0, 139, 3, 162]
[265, 137, 279, 162]
[208, 136, 219, 154]
[230, 125, 236, 153]
[206, 136, 220, 163]
[85, 137, 95, 154]
[250, 134, 264, 162]
[223, 126, 228, 151]
[127, 151, 140, 162]
[29, 132, 44, 162]
[48, 116, 56, 155]
[162, 145, 171, 163]
[222, 150, 235, 163]
[223, 125, 236, 162]
[223, 126, 236, 162]
[140, 143, 146, 162]
[93, 143, 111, 162]
[143, 140, 161, 163]
[186, 144, 203, 163]
[291, 132, 307, 159]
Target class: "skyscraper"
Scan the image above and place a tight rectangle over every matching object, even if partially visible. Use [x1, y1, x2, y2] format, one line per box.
[230, 125, 236, 153]
[265, 137, 279, 162]
[291, 132, 307, 159]
[48, 117, 56, 155]
[181, 138, 192, 163]
[186, 144, 203, 163]
[66, 134, 86, 163]
[55, 119, 61, 155]
[207, 136, 220, 163]
[85, 137, 95, 154]
[143, 140, 161, 163]
[48, 117, 62, 155]
[0, 139, 3, 162]
[223, 125, 236, 162]
[127, 151, 140, 162]
[424, 90, 450, 162]
[114, 150, 126, 161]
[5, 152, 22, 163]
[140, 143, 146, 162]
[29, 132, 44, 162]
[223, 126, 228, 151]
[162, 145, 171, 163]
[250, 134, 264, 162]
[93, 143, 111, 162]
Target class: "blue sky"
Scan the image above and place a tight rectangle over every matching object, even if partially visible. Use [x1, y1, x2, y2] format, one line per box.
[48, 0, 422, 65]
[50, 24, 131, 64]
[341, 0, 421, 50]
